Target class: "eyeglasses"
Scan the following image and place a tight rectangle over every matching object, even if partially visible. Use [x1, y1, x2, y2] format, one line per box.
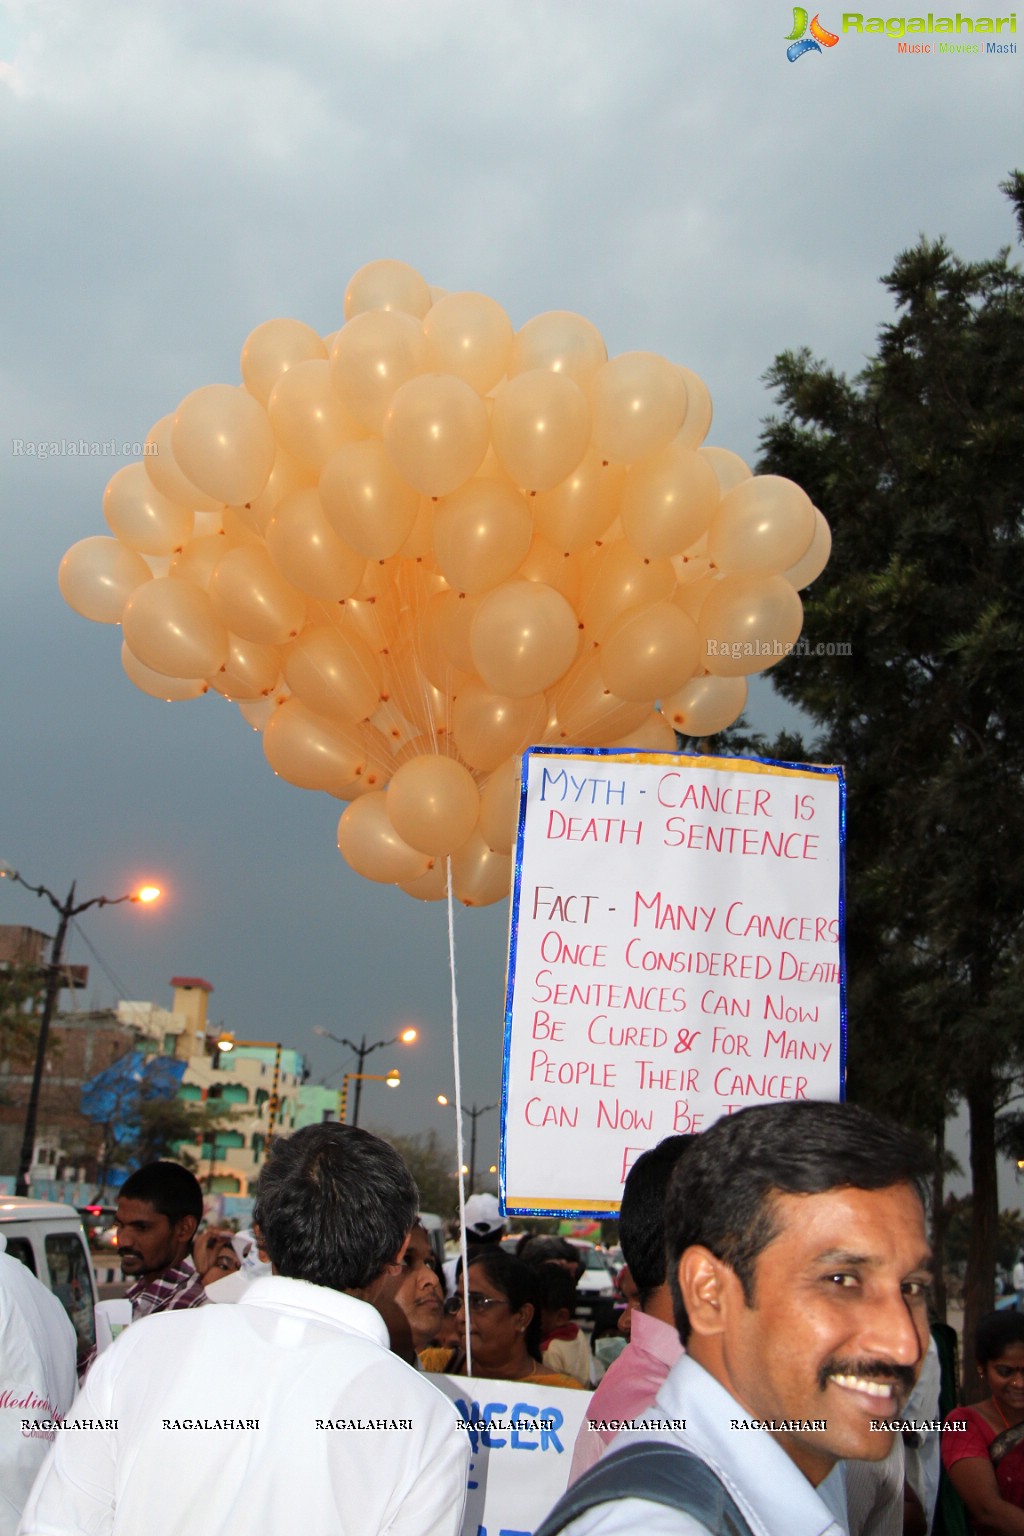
[443, 1291, 511, 1316]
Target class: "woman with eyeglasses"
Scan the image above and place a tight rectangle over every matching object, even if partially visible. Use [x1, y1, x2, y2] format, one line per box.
[942, 1310, 1024, 1533]
[419, 1248, 584, 1388]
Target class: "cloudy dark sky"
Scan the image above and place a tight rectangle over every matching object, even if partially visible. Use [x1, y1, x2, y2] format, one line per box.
[2, 0, 1019, 1188]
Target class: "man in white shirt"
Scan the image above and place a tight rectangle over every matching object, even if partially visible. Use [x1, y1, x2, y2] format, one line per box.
[536, 1100, 934, 1536]
[19, 1123, 469, 1536]
[0, 1238, 77, 1536]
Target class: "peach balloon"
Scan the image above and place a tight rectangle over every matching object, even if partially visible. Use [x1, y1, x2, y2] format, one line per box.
[610, 710, 679, 753]
[329, 310, 428, 434]
[319, 439, 421, 559]
[451, 831, 512, 907]
[550, 655, 650, 745]
[169, 533, 233, 590]
[208, 635, 281, 700]
[171, 385, 276, 506]
[707, 475, 816, 576]
[399, 858, 450, 902]
[698, 574, 804, 677]
[674, 365, 714, 449]
[246, 456, 313, 537]
[209, 544, 306, 645]
[337, 792, 433, 883]
[423, 291, 513, 395]
[478, 755, 521, 854]
[491, 370, 591, 492]
[103, 463, 194, 555]
[58, 536, 152, 624]
[121, 642, 208, 702]
[267, 359, 364, 475]
[241, 318, 327, 406]
[516, 534, 583, 608]
[673, 572, 718, 622]
[452, 679, 547, 773]
[532, 449, 623, 552]
[662, 673, 748, 736]
[782, 508, 832, 590]
[283, 624, 382, 723]
[143, 414, 222, 512]
[433, 479, 533, 594]
[621, 443, 720, 560]
[699, 446, 752, 496]
[122, 576, 229, 678]
[238, 696, 280, 731]
[427, 589, 484, 675]
[387, 754, 480, 857]
[265, 698, 368, 792]
[344, 258, 433, 321]
[590, 352, 688, 465]
[508, 311, 607, 386]
[598, 602, 700, 702]
[266, 487, 365, 600]
[470, 579, 580, 697]
[382, 373, 489, 497]
[577, 542, 676, 642]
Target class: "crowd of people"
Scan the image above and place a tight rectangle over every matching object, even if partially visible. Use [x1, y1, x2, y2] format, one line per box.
[3, 1102, 1023, 1536]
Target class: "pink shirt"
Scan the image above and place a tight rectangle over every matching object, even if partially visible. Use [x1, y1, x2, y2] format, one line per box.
[568, 1310, 684, 1483]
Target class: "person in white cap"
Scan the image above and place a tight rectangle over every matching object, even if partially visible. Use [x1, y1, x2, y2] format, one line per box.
[443, 1192, 507, 1295]
[0, 1235, 77, 1536]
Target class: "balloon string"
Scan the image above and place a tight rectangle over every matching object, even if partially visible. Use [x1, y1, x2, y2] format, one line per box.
[446, 854, 472, 1377]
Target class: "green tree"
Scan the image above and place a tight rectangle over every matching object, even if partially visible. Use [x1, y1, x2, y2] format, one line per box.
[755, 174, 1024, 1372]
[0, 963, 48, 1076]
[382, 1128, 460, 1218]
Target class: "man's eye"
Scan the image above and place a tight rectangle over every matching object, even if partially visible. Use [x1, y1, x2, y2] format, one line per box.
[825, 1273, 858, 1287]
[902, 1280, 930, 1299]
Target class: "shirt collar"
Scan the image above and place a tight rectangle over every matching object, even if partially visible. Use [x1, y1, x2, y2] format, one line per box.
[653, 1354, 844, 1536]
[126, 1259, 198, 1301]
[238, 1274, 390, 1345]
[629, 1309, 685, 1366]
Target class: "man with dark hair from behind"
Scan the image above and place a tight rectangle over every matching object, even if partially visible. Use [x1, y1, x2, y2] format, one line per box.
[568, 1134, 693, 1482]
[21, 1124, 469, 1536]
[537, 1100, 934, 1536]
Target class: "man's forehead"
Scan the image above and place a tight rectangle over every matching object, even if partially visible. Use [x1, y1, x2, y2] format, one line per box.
[117, 1197, 166, 1222]
[760, 1181, 930, 1258]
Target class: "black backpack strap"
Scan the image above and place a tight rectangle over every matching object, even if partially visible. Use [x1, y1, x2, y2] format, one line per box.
[534, 1441, 756, 1536]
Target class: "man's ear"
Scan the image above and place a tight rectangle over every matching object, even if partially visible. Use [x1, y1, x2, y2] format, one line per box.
[676, 1245, 738, 1339]
[176, 1214, 199, 1249]
[385, 1232, 412, 1276]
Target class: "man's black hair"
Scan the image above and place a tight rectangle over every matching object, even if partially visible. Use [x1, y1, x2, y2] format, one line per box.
[535, 1260, 578, 1318]
[974, 1308, 1024, 1367]
[619, 1135, 694, 1307]
[666, 1100, 931, 1341]
[119, 1161, 203, 1225]
[252, 1123, 417, 1292]
[517, 1234, 585, 1283]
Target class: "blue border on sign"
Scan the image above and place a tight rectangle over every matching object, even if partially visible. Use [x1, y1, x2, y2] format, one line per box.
[499, 746, 848, 1219]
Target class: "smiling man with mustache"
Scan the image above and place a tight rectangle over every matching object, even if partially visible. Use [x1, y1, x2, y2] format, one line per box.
[537, 1101, 933, 1536]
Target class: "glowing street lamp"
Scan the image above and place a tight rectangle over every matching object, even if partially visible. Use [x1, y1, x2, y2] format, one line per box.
[313, 1024, 418, 1126]
[337, 1069, 401, 1124]
[436, 1094, 498, 1193]
[0, 864, 161, 1196]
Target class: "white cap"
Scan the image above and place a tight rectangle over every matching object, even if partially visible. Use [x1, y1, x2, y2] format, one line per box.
[464, 1192, 506, 1238]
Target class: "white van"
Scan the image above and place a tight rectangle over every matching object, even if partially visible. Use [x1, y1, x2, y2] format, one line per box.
[0, 1196, 99, 1369]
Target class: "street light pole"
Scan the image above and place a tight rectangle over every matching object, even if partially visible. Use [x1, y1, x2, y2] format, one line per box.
[1, 866, 160, 1198]
[314, 1025, 417, 1128]
[437, 1096, 498, 1193]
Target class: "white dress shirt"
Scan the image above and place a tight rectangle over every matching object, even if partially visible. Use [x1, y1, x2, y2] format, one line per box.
[19, 1274, 468, 1536]
[0, 1247, 77, 1536]
[554, 1353, 847, 1535]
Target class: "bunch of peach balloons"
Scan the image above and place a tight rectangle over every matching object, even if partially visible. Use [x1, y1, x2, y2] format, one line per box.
[59, 259, 829, 907]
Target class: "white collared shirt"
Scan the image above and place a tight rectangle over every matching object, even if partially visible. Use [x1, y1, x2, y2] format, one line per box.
[19, 1275, 468, 1536]
[0, 1249, 77, 1536]
[554, 1353, 846, 1535]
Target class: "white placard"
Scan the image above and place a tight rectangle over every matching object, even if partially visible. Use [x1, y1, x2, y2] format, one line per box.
[501, 749, 845, 1215]
[428, 1375, 592, 1536]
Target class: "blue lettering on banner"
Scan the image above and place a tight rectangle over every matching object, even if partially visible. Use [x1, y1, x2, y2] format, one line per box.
[455, 1398, 565, 1455]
